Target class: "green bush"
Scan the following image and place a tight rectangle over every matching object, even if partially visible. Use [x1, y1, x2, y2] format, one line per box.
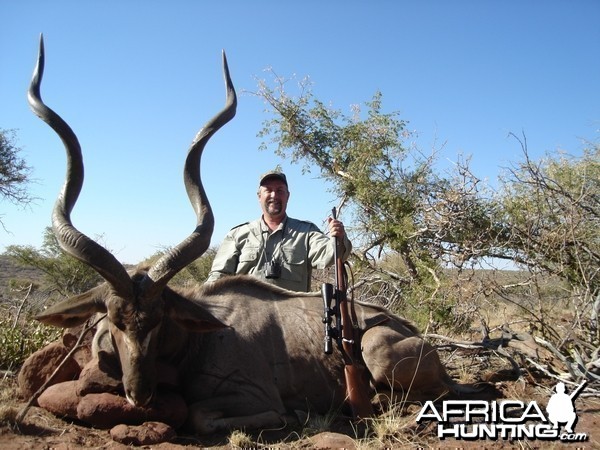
[0, 318, 61, 371]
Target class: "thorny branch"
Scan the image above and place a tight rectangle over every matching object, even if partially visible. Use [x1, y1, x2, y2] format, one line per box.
[425, 324, 600, 397]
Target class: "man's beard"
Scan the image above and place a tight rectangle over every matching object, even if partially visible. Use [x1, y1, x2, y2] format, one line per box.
[266, 200, 283, 215]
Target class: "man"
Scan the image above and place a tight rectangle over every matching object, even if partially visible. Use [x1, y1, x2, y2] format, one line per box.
[546, 381, 578, 433]
[206, 170, 351, 292]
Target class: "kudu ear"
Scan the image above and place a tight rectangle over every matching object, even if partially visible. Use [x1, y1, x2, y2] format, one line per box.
[163, 289, 228, 332]
[36, 285, 107, 328]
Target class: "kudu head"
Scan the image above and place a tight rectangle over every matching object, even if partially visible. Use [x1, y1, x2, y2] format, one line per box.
[30, 35, 235, 406]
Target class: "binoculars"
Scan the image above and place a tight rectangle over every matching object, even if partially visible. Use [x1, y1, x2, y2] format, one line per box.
[265, 261, 282, 279]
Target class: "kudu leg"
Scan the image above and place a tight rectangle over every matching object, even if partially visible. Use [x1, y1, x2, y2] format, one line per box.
[360, 326, 450, 399]
[186, 401, 284, 435]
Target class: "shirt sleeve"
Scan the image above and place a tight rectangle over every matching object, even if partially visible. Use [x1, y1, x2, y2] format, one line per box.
[205, 231, 241, 283]
[306, 223, 352, 270]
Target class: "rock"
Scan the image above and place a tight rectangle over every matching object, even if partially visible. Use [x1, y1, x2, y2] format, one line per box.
[62, 326, 94, 370]
[110, 421, 176, 445]
[37, 380, 80, 419]
[77, 393, 141, 429]
[310, 432, 357, 450]
[77, 357, 123, 396]
[18, 341, 81, 399]
[77, 391, 188, 429]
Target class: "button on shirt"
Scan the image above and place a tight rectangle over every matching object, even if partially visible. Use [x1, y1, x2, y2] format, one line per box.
[206, 216, 352, 292]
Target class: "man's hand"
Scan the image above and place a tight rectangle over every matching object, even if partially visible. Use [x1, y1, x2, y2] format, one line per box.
[327, 217, 346, 239]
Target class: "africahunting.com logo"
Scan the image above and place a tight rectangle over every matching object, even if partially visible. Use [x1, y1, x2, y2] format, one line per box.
[416, 381, 589, 443]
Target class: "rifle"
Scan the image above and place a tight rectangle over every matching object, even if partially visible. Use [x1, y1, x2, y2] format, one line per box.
[568, 380, 588, 400]
[321, 208, 373, 420]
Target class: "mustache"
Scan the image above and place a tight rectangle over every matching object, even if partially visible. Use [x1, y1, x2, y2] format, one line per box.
[267, 199, 283, 211]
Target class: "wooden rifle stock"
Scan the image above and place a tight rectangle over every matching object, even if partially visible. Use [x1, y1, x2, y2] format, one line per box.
[332, 208, 373, 420]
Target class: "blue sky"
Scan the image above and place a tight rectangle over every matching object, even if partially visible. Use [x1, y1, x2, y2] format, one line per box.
[1, 1, 598, 264]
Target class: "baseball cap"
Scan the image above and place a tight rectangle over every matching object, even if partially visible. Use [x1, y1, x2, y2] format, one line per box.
[259, 170, 288, 187]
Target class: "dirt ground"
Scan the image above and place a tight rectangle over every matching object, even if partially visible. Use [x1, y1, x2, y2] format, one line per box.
[1, 350, 598, 450]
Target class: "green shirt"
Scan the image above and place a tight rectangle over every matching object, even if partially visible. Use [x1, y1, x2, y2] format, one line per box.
[206, 216, 352, 292]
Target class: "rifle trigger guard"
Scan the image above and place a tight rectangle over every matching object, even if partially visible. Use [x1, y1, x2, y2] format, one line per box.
[342, 338, 355, 344]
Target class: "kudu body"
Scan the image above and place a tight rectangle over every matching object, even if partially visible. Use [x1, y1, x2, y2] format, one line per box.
[30, 37, 473, 434]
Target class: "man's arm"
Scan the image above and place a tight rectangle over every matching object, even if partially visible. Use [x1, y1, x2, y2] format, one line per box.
[205, 232, 241, 283]
[306, 221, 352, 269]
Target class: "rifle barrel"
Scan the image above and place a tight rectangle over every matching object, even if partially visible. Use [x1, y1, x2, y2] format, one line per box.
[331, 207, 373, 420]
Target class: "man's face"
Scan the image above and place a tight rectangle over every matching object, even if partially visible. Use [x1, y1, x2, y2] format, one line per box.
[258, 179, 290, 220]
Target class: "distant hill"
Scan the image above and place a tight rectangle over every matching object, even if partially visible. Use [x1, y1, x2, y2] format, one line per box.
[0, 255, 45, 292]
[0, 255, 49, 315]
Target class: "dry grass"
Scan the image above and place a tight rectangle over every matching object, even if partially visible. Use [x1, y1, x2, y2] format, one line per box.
[0, 376, 19, 425]
[364, 403, 429, 448]
[227, 429, 255, 449]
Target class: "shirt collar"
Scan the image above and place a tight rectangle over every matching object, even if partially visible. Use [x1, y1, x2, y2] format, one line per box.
[260, 215, 287, 234]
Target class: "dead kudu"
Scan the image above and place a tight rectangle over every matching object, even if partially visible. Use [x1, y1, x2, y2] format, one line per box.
[28, 37, 477, 435]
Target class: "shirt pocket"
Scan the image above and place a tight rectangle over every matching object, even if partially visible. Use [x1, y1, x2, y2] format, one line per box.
[280, 244, 306, 282]
[237, 245, 260, 274]
[239, 245, 259, 262]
